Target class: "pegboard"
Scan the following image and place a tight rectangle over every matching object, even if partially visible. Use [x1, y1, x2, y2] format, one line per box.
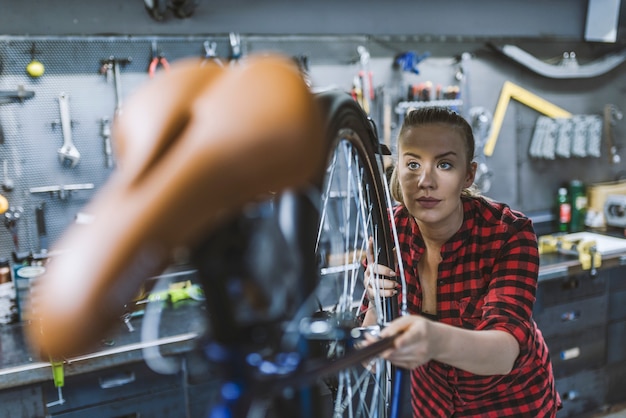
[0, 35, 235, 261]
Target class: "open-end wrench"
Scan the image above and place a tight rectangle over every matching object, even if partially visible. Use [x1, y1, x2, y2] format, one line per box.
[100, 57, 131, 116]
[57, 93, 80, 168]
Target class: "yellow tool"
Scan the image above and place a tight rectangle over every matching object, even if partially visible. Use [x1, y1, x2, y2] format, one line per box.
[46, 359, 66, 407]
[538, 234, 602, 271]
[483, 81, 573, 157]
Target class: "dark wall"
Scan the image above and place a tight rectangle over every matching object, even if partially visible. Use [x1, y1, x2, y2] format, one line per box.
[2, 0, 588, 38]
[1, 1, 626, 256]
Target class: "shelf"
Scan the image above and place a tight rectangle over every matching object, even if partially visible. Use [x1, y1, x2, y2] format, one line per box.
[395, 99, 463, 115]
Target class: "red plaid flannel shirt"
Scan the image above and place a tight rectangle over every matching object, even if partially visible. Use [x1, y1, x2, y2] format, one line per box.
[387, 196, 560, 417]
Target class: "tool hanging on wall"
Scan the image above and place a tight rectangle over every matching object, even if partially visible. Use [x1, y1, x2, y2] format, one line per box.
[483, 81, 572, 157]
[100, 57, 131, 116]
[229, 32, 242, 64]
[35, 202, 49, 256]
[469, 107, 494, 193]
[54, 93, 80, 168]
[392, 50, 431, 74]
[529, 114, 603, 160]
[29, 183, 94, 201]
[0, 85, 35, 104]
[100, 117, 114, 168]
[4, 206, 23, 252]
[203, 40, 223, 67]
[26, 43, 45, 78]
[2, 160, 14, 192]
[148, 41, 170, 78]
[491, 44, 626, 79]
[603, 104, 622, 164]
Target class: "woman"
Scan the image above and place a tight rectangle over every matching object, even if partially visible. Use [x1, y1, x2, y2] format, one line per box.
[362, 107, 560, 417]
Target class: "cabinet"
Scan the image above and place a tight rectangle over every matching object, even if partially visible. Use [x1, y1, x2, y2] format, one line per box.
[534, 264, 626, 417]
[43, 362, 185, 417]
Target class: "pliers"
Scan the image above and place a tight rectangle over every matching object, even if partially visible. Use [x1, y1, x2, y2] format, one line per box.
[149, 41, 170, 78]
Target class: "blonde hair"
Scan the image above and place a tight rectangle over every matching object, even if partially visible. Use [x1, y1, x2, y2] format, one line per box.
[389, 107, 479, 205]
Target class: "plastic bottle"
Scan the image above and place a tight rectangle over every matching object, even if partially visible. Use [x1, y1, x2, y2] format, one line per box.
[0, 257, 16, 324]
[557, 187, 571, 232]
[569, 180, 587, 233]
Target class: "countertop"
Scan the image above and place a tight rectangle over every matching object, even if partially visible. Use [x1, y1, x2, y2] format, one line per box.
[0, 299, 207, 390]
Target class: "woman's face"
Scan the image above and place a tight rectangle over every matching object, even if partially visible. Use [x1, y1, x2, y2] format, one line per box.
[397, 123, 476, 228]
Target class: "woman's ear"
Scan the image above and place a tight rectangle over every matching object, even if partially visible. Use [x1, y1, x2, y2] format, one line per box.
[465, 161, 478, 188]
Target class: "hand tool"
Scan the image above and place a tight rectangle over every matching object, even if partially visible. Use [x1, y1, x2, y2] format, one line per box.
[56, 93, 80, 168]
[46, 360, 66, 407]
[483, 81, 572, 157]
[0, 85, 35, 104]
[35, 202, 48, 255]
[604, 104, 622, 164]
[492, 44, 626, 79]
[203, 40, 223, 67]
[29, 183, 94, 200]
[2, 160, 14, 192]
[100, 57, 131, 116]
[100, 117, 114, 168]
[3, 206, 23, 251]
[357, 45, 374, 102]
[469, 107, 494, 193]
[0, 117, 5, 144]
[229, 32, 241, 63]
[148, 41, 170, 78]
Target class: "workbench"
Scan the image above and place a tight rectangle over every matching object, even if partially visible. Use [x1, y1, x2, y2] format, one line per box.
[0, 241, 625, 418]
[533, 235, 626, 418]
[0, 294, 216, 418]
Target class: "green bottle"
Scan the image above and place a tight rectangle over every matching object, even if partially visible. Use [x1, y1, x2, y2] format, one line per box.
[569, 180, 587, 232]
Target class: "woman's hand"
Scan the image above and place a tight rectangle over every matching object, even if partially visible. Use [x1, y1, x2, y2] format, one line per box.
[378, 315, 435, 370]
[364, 237, 398, 302]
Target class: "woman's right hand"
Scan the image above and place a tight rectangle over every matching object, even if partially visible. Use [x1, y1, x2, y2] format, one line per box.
[364, 237, 398, 303]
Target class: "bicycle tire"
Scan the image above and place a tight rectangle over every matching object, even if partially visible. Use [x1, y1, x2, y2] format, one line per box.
[192, 90, 403, 418]
[309, 90, 401, 418]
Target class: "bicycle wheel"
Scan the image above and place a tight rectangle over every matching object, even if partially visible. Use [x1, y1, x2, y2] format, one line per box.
[192, 90, 402, 418]
[305, 90, 399, 418]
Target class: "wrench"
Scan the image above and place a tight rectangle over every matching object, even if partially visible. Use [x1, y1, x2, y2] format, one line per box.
[57, 93, 80, 168]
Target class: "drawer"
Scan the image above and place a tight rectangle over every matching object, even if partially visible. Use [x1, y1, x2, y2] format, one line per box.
[50, 386, 184, 418]
[44, 361, 182, 415]
[607, 320, 626, 364]
[606, 361, 626, 404]
[546, 326, 607, 378]
[0, 385, 45, 418]
[608, 266, 626, 292]
[533, 294, 607, 338]
[608, 288, 626, 321]
[535, 272, 607, 310]
[555, 368, 607, 418]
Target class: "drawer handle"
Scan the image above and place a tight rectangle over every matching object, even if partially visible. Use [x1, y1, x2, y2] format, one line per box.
[560, 347, 581, 361]
[560, 311, 580, 321]
[98, 371, 136, 389]
[561, 278, 580, 290]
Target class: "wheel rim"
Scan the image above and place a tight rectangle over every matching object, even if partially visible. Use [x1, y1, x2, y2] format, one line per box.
[313, 129, 393, 418]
